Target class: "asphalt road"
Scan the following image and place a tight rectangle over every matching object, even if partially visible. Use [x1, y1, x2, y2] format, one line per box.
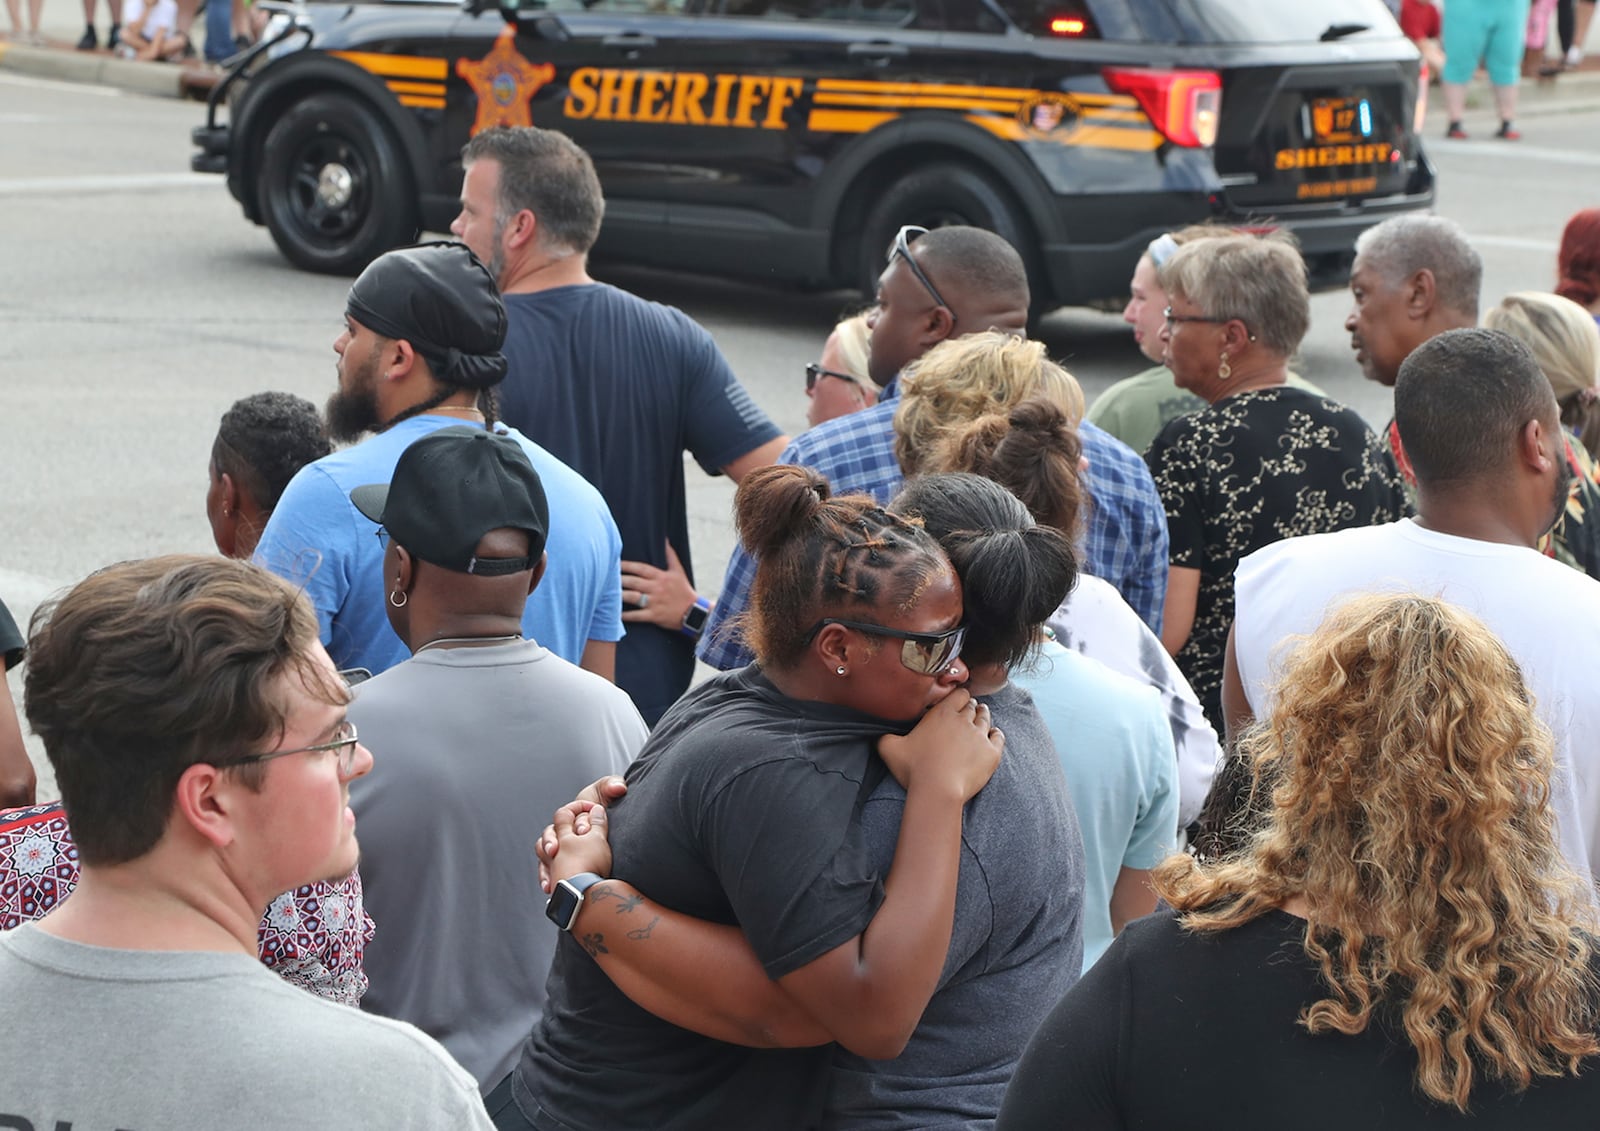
[3, 69, 1599, 797]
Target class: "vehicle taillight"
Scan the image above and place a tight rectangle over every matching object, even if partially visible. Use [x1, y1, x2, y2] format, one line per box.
[1102, 68, 1222, 148]
[1049, 16, 1087, 35]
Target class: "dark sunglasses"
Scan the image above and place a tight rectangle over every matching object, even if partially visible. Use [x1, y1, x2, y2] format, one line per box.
[806, 617, 967, 676]
[892, 225, 952, 315]
[806, 362, 862, 392]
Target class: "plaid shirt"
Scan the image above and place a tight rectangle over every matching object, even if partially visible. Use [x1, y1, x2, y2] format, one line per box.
[698, 382, 1169, 669]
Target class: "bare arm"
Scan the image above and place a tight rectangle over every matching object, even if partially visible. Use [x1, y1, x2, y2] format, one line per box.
[720, 437, 790, 484]
[1159, 566, 1200, 657]
[1108, 867, 1157, 936]
[1219, 623, 1254, 746]
[0, 688, 35, 809]
[578, 639, 616, 683]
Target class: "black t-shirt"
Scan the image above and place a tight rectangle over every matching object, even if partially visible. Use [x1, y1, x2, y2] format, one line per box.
[499, 284, 782, 725]
[0, 599, 22, 671]
[997, 908, 1600, 1131]
[512, 667, 903, 1131]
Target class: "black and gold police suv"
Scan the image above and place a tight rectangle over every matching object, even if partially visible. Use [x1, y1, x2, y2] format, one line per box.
[192, 0, 1436, 308]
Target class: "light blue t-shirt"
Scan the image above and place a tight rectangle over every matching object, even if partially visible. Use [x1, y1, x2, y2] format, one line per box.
[1013, 639, 1179, 971]
[255, 414, 623, 675]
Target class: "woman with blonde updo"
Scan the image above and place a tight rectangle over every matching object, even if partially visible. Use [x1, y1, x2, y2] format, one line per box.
[999, 593, 1600, 1129]
[1486, 291, 1600, 459]
[805, 311, 878, 428]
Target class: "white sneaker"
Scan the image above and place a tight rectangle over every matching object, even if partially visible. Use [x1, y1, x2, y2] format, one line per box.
[1568, 46, 1584, 67]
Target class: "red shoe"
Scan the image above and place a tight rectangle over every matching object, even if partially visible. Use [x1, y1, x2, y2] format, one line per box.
[1496, 122, 1522, 140]
[1446, 122, 1468, 139]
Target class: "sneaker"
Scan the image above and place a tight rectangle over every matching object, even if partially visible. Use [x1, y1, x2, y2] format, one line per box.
[1496, 121, 1522, 141]
[1568, 46, 1584, 67]
[1446, 121, 1468, 139]
[75, 24, 96, 49]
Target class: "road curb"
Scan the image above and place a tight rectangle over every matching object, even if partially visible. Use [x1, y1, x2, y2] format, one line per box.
[0, 41, 185, 97]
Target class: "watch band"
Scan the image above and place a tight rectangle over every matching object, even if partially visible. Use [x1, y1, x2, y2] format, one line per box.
[545, 872, 607, 933]
[680, 595, 713, 640]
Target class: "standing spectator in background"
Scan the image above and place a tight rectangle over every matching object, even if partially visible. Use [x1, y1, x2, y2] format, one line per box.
[1440, 0, 1530, 139]
[75, 0, 119, 49]
[1485, 292, 1600, 461]
[3, 556, 495, 1128]
[1401, 0, 1446, 73]
[1558, 208, 1600, 325]
[452, 127, 785, 726]
[254, 241, 624, 682]
[1350, 213, 1600, 578]
[1559, 0, 1595, 65]
[206, 392, 330, 560]
[806, 311, 877, 428]
[1088, 226, 1325, 456]
[346, 427, 646, 1092]
[999, 594, 1600, 1131]
[1148, 232, 1407, 732]
[698, 225, 1170, 670]
[5, 0, 43, 44]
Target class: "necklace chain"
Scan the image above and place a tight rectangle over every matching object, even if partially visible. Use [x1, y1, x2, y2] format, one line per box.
[414, 634, 523, 655]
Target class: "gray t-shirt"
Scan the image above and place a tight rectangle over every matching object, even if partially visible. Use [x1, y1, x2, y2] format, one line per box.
[0, 924, 493, 1129]
[824, 680, 1087, 1130]
[348, 639, 647, 1091]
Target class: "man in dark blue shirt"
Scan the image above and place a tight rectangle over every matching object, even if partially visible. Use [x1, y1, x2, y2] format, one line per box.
[453, 127, 787, 725]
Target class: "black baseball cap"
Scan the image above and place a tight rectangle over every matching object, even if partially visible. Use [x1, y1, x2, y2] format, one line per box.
[350, 426, 549, 575]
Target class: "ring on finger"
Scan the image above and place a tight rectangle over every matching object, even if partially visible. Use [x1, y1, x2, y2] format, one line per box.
[638, 593, 650, 610]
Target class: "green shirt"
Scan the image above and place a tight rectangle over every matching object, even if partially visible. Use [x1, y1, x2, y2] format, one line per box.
[1088, 365, 1326, 456]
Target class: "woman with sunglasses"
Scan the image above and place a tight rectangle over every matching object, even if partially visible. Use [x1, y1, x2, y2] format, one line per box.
[1147, 233, 1408, 733]
[519, 469, 1085, 1130]
[493, 464, 1012, 1131]
[806, 311, 878, 428]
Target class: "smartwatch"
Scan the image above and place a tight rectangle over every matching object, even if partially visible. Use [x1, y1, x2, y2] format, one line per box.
[680, 596, 713, 640]
[545, 872, 607, 933]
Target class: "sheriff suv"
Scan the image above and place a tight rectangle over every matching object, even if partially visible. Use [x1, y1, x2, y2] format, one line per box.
[192, 0, 1434, 308]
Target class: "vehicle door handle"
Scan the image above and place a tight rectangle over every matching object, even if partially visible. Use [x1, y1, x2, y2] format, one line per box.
[602, 32, 657, 50]
[848, 40, 908, 62]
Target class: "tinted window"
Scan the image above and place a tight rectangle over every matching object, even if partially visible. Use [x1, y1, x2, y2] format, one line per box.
[987, 0, 1142, 39]
[715, 0, 924, 25]
[1145, 0, 1403, 44]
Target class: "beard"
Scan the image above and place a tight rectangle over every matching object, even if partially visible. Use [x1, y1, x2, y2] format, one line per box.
[325, 346, 384, 442]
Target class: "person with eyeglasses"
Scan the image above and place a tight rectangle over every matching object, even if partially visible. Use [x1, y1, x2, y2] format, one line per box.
[0, 555, 496, 1128]
[698, 224, 1171, 681]
[342, 426, 647, 1094]
[1145, 233, 1407, 735]
[805, 310, 878, 428]
[514, 467, 1085, 1131]
[486, 464, 1011, 1131]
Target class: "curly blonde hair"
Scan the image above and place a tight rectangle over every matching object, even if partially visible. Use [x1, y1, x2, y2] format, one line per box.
[893, 332, 1084, 477]
[1156, 593, 1599, 1112]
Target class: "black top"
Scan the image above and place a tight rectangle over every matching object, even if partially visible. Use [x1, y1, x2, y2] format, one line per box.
[498, 284, 782, 725]
[0, 598, 22, 671]
[513, 666, 904, 1131]
[1144, 386, 1408, 730]
[997, 909, 1600, 1131]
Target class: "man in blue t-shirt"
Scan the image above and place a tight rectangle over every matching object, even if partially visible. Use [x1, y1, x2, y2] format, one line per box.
[452, 128, 787, 726]
[254, 242, 624, 680]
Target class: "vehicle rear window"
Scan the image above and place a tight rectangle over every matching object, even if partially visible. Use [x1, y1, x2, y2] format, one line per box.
[1139, 0, 1405, 44]
[985, 0, 1139, 40]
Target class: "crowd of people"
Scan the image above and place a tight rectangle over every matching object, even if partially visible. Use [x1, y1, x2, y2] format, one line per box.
[1, 121, 1600, 1129]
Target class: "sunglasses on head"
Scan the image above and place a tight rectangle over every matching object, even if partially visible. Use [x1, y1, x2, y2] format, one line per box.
[806, 362, 861, 392]
[891, 225, 952, 314]
[806, 617, 967, 676]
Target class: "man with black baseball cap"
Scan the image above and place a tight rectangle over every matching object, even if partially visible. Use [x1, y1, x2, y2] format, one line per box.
[345, 426, 647, 1094]
[253, 240, 625, 685]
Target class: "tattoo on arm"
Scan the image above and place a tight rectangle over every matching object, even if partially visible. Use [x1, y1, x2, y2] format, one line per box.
[589, 888, 645, 915]
[626, 916, 659, 941]
[581, 932, 609, 957]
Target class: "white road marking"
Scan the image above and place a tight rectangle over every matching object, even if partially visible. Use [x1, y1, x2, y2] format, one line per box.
[1431, 138, 1600, 167]
[1466, 234, 1560, 253]
[0, 111, 48, 122]
[0, 171, 218, 195]
[0, 71, 123, 96]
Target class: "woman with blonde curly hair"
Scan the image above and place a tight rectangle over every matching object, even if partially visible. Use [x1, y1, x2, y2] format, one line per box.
[998, 592, 1600, 1129]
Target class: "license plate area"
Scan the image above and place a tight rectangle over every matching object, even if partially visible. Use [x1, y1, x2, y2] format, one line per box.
[1307, 96, 1372, 144]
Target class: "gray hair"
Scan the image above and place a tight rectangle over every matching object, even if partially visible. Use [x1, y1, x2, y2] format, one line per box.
[1354, 214, 1482, 319]
[1161, 233, 1311, 357]
[461, 127, 605, 258]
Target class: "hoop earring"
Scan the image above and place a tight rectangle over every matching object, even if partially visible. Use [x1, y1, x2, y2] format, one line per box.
[836, 666, 847, 676]
[389, 589, 408, 608]
[1217, 352, 1231, 381]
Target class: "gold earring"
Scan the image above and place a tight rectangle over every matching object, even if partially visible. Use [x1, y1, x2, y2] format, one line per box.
[1218, 351, 1231, 381]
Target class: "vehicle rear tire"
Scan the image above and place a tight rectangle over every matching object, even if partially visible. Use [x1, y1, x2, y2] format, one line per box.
[258, 92, 418, 275]
[856, 162, 1046, 311]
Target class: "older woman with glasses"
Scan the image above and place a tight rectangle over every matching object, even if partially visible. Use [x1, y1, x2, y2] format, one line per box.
[1146, 233, 1407, 732]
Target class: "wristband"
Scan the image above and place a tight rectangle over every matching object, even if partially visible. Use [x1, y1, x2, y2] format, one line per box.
[680, 596, 712, 640]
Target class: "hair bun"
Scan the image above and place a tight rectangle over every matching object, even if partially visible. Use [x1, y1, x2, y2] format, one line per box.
[734, 465, 833, 559]
[1007, 396, 1073, 441]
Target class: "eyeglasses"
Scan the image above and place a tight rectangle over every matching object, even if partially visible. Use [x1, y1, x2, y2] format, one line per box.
[218, 719, 363, 776]
[892, 225, 952, 315]
[805, 618, 967, 676]
[1164, 306, 1242, 327]
[806, 363, 862, 393]
[375, 527, 390, 550]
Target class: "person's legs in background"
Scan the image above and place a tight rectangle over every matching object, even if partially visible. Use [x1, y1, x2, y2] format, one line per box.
[1491, 0, 1533, 134]
[1441, 0, 1493, 136]
[76, 0, 120, 50]
[203, 0, 231, 63]
[1572, 0, 1596, 63]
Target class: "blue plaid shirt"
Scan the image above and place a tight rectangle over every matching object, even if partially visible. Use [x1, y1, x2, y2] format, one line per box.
[698, 382, 1169, 669]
